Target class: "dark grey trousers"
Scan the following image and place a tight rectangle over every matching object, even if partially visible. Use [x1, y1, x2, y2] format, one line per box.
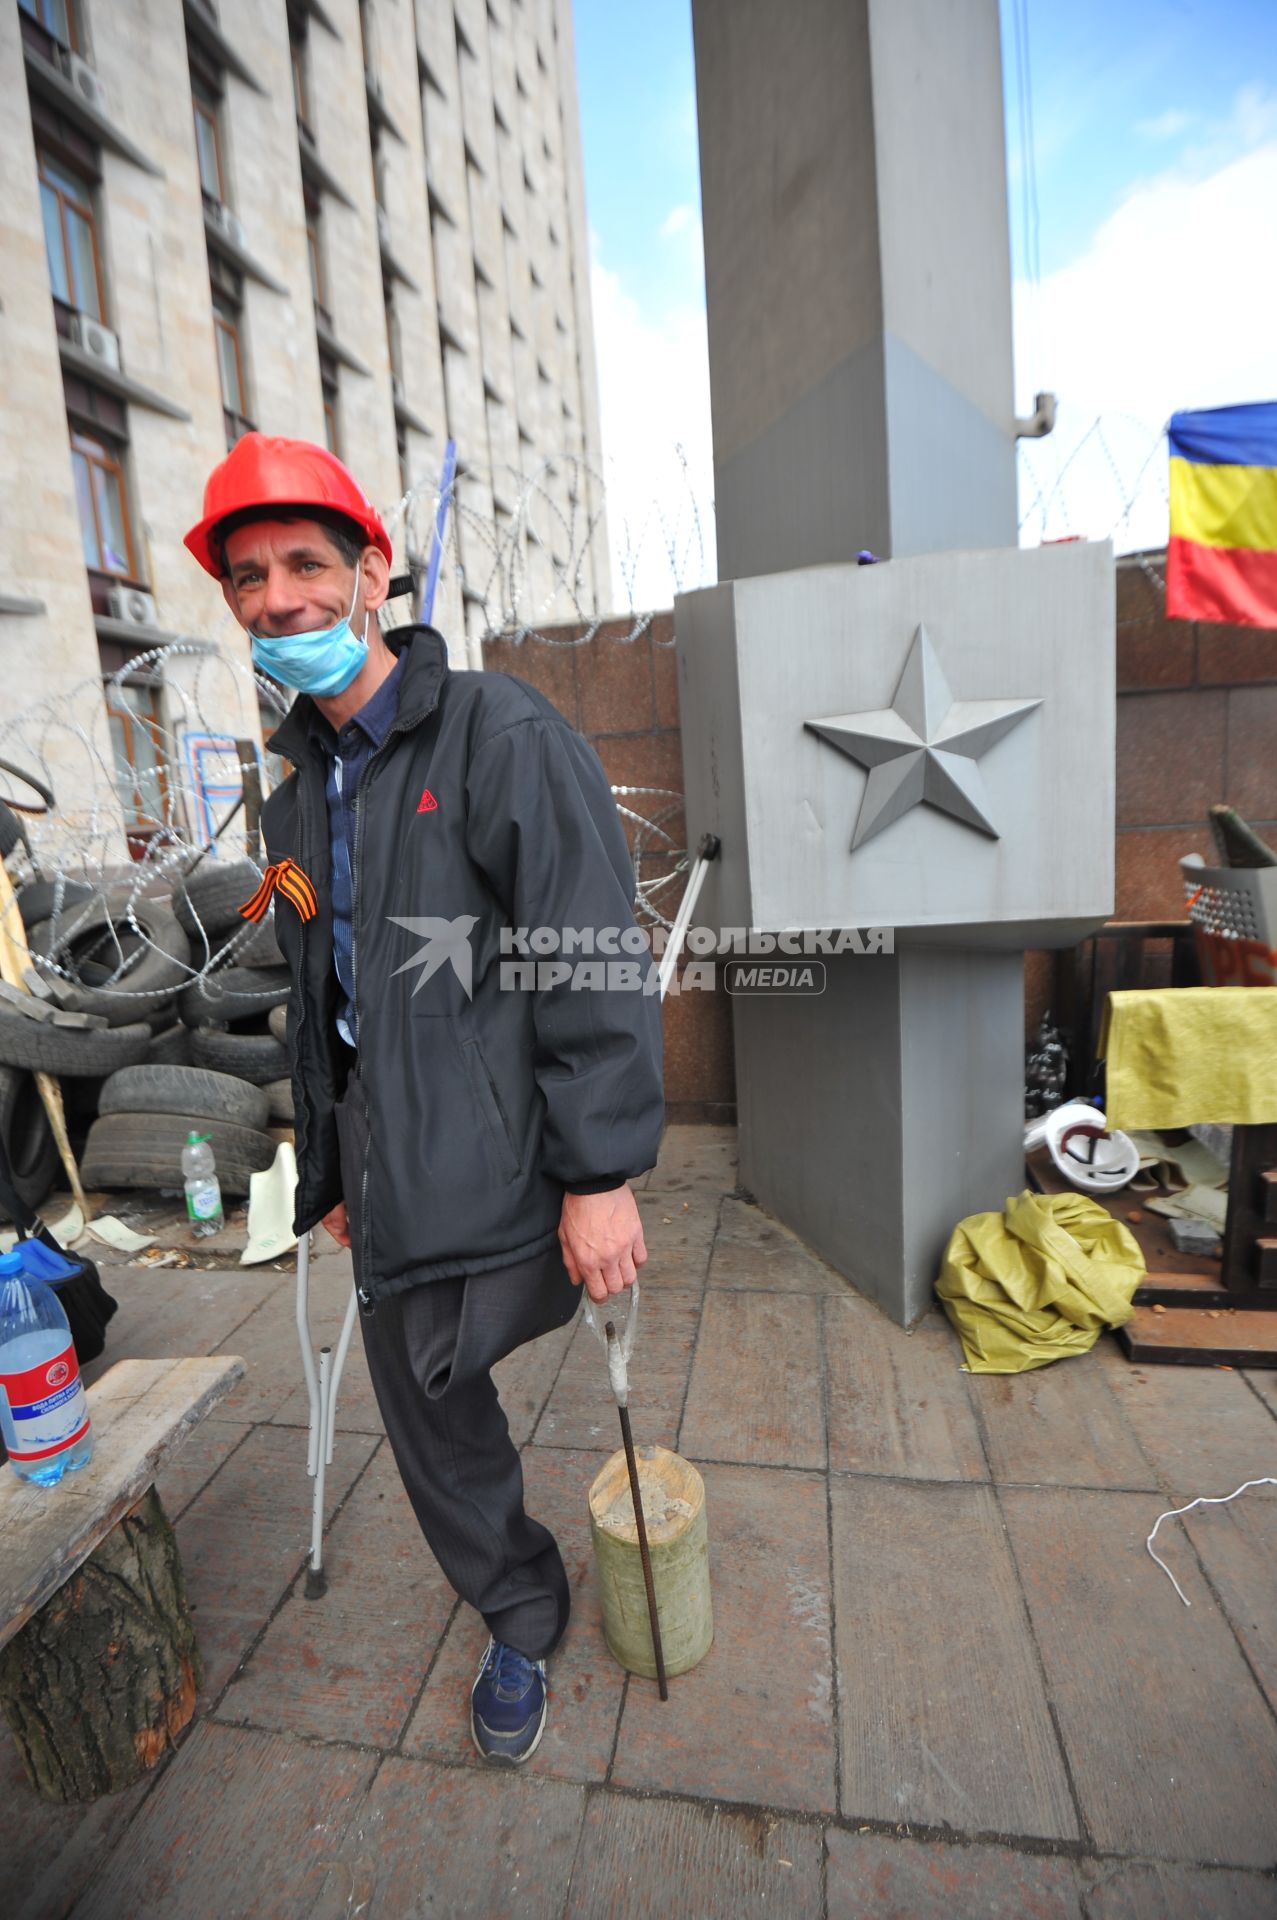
[334, 1068, 580, 1660]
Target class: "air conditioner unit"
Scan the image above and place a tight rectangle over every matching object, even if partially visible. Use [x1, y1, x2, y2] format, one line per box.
[69, 312, 121, 372]
[62, 51, 109, 119]
[106, 585, 160, 629]
[207, 200, 249, 254]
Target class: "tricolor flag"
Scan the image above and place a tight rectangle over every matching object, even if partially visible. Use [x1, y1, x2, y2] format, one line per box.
[1167, 402, 1277, 629]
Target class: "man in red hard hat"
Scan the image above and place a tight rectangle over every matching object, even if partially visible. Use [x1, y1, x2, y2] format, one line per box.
[186, 434, 664, 1765]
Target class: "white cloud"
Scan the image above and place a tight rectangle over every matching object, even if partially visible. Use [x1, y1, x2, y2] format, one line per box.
[1016, 111, 1277, 552]
[1134, 108, 1194, 141]
[589, 255, 716, 613]
[659, 203, 696, 240]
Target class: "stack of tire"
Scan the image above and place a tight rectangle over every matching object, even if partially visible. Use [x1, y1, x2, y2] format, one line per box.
[0, 865, 293, 1215]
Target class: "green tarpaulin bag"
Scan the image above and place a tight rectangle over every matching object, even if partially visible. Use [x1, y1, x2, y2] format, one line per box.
[935, 1189, 1145, 1374]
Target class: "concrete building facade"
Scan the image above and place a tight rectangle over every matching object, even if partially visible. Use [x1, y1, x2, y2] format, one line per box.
[1, 0, 607, 864]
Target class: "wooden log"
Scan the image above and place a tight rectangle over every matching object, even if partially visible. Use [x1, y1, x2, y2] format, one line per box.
[0, 1486, 201, 1802]
[589, 1444, 712, 1680]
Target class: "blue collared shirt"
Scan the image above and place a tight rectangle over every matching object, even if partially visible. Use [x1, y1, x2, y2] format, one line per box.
[313, 652, 407, 1048]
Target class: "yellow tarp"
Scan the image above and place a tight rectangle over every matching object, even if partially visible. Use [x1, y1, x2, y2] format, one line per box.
[935, 1189, 1145, 1375]
[1098, 986, 1277, 1129]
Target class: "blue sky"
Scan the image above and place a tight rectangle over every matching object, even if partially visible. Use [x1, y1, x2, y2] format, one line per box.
[574, 0, 1277, 595]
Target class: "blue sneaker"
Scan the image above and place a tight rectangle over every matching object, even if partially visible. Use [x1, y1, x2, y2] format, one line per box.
[470, 1638, 548, 1766]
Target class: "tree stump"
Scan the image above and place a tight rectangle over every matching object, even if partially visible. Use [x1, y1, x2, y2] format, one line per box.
[589, 1444, 712, 1680]
[0, 1486, 201, 1802]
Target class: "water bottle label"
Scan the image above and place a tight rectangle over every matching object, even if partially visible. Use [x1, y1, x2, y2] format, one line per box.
[188, 1184, 221, 1221]
[0, 1340, 90, 1461]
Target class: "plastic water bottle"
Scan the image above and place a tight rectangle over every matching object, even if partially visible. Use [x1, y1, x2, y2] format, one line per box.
[182, 1130, 224, 1237]
[0, 1245, 94, 1486]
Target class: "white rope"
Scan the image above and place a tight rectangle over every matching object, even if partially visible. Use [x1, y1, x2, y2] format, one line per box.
[1146, 1477, 1277, 1607]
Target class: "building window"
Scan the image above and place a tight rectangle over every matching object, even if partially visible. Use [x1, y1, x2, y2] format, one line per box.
[106, 681, 170, 858]
[38, 150, 104, 321]
[213, 290, 253, 444]
[19, 0, 78, 50]
[305, 186, 330, 329]
[396, 417, 410, 495]
[320, 351, 340, 455]
[192, 73, 225, 203]
[288, 7, 312, 137]
[71, 428, 137, 578]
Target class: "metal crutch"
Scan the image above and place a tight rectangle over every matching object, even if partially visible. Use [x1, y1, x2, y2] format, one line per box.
[295, 1230, 359, 1599]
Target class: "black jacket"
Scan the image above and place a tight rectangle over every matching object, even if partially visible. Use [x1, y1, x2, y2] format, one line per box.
[262, 625, 664, 1307]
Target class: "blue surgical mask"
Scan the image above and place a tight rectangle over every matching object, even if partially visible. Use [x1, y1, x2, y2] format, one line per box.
[248, 573, 369, 696]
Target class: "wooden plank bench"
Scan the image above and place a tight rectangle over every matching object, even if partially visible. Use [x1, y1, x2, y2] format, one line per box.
[0, 1354, 244, 1803]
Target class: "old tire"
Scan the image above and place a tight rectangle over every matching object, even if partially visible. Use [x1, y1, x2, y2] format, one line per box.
[0, 1009, 152, 1077]
[178, 966, 290, 1028]
[221, 913, 284, 969]
[188, 1026, 290, 1087]
[99, 1065, 270, 1133]
[0, 1067, 58, 1221]
[26, 893, 191, 1025]
[81, 1110, 276, 1197]
[262, 1078, 294, 1125]
[13, 879, 96, 931]
[146, 1025, 192, 1067]
[172, 860, 264, 940]
[267, 1003, 289, 1045]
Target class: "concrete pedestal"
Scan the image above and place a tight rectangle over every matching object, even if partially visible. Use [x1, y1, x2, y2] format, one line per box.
[732, 946, 1025, 1327]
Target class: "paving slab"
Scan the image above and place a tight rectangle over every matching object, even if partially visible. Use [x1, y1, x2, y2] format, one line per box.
[154, 1416, 252, 1519]
[611, 1462, 837, 1813]
[219, 1448, 456, 1746]
[1101, 1361, 1277, 1503]
[68, 1722, 377, 1920]
[403, 1446, 624, 1785]
[493, 1311, 580, 1446]
[1244, 1370, 1277, 1418]
[311, 1756, 586, 1920]
[1003, 1485, 1277, 1865]
[1078, 1858, 1277, 1919]
[566, 1791, 823, 1918]
[825, 1827, 1083, 1919]
[680, 1288, 826, 1468]
[636, 1189, 719, 1288]
[825, 1298, 987, 1482]
[178, 1424, 380, 1696]
[535, 1287, 701, 1452]
[79, 1267, 275, 1395]
[645, 1123, 738, 1195]
[710, 1194, 850, 1293]
[832, 1476, 1076, 1839]
[1179, 1482, 1277, 1719]
[214, 1282, 353, 1426]
[968, 1347, 1159, 1491]
[3, 1732, 152, 1920]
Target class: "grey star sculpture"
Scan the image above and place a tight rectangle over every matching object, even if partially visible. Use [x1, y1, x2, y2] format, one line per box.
[804, 624, 1041, 850]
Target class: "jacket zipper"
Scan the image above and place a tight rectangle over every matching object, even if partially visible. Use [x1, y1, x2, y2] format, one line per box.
[349, 700, 440, 1310]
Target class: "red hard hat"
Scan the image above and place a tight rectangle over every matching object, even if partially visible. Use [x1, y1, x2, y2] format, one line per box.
[183, 432, 392, 578]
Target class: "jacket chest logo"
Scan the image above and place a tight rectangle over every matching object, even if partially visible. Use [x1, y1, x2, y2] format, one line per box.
[416, 786, 438, 814]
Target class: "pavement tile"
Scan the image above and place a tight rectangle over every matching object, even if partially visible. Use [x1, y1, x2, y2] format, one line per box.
[1243, 1371, 1277, 1417]
[709, 1194, 849, 1294]
[611, 1462, 837, 1814]
[825, 1299, 987, 1482]
[3, 1733, 152, 1920]
[69, 1721, 377, 1920]
[79, 1268, 275, 1393]
[154, 1417, 252, 1519]
[1102, 1362, 1277, 1503]
[645, 1123, 738, 1195]
[1078, 1859, 1277, 1919]
[1180, 1483, 1277, 1719]
[493, 1311, 580, 1446]
[310, 1756, 586, 1920]
[680, 1290, 827, 1468]
[219, 1450, 456, 1746]
[403, 1446, 625, 1785]
[566, 1791, 822, 1918]
[1002, 1485, 1277, 1865]
[214, 1285, 347, 1425]
[825, 1828, 1082, 1919]
[968, 1346, 1159, 1491]
[535, 1288, 701, 1452]
[637, 1189, 719, 1288]
[833, 1477, 1076, 1838]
